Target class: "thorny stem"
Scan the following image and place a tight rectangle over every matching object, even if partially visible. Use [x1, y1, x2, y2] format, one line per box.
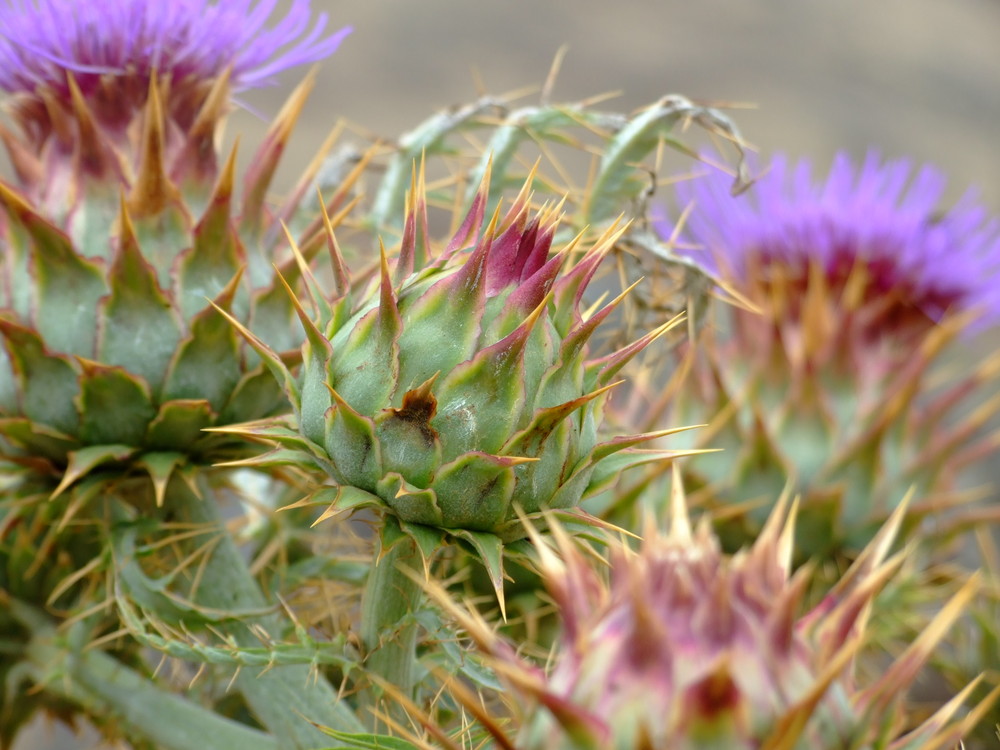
[358, 524, 422, 727]
[167, 475, 363, 747]
[13, 599, 280, 750]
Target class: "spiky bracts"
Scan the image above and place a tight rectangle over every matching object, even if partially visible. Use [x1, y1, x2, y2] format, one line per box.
[645, 152, 1000, 553]
[222, 169, 692, 594]
[429, 471, 991, 750]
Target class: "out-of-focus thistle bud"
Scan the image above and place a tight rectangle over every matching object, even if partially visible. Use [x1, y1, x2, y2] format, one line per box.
[219, 166, 697, 596]
[0, 0, 354, 504]
[0, 474, 120, 745]
[430, 469, 993, 750]
[647, 152, 1000, 553]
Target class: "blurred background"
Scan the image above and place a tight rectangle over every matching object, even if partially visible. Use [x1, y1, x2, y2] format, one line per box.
[17, 0, 1000, 747]
[265, 0, 1000, 203]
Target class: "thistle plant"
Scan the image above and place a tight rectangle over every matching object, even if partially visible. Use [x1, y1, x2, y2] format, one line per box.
[644, 152, 1000, 554]
[426, 470, 993, 750]
[0, 1, 994, 747]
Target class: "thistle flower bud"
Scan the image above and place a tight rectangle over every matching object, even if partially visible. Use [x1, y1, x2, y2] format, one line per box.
[222, 168, 693, 593]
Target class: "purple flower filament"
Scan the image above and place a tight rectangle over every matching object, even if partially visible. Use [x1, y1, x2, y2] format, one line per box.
[0, 0, 351, 99]
[658, 152, 1000, 333]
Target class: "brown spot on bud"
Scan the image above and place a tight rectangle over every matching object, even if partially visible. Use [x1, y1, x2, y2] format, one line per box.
[388, 379, 439, 448]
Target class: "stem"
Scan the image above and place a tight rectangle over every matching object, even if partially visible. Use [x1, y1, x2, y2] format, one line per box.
[13, 599, 279, 750]
[167, 475, 363, 747]
[358, 525, 422, 725]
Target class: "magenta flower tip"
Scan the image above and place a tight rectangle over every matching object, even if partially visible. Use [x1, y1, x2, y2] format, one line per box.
[657, 151, 1000, 328]
[0, 0, 351, 99]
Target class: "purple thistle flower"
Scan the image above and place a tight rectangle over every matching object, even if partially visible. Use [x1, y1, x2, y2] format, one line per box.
[657, 152, 1000, 330]
[0, 0, 351, 99]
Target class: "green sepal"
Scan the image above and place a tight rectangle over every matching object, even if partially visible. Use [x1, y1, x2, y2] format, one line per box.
[589, 430, 677, 463]
[378, 513, 410, 552]
[554, 290, 624, 379]
[328, 267, 402, 416]
[527, 458, 595, 515]
[97, 205, 183, 392]
[294, 319, 333, 448]
[550, 248, 605, 338]
[512, 422, 575, 510]
[306, 485, 385, 522]
[433, 326, 528, 457]
[179, 147, 244, 319]
[731, 414, 797, 514]
[324, 389, 383, 488]
[0, 185, 107, 356]
[214, 303, 300, 408]
[503, 386, 611, 457]
[0, 317, 81, 435]
[378, 473, 443, 527]
[396, 521, 446, 573]
[248, 282, 300, 357]
[53, 444, 137, 498]
[218, 446, 330, 473]
[450, 528, 506, 616]
[583, 449, 678, 498]
[136, 451, 185, 507]
[162, 272, 243, 411]
[215, 418, 330, 465]
[128, 205, 194, 289]
[0, 418, 77, 462]
[394, 240, 490, 393]
[428, 451, 521, 531]
[76, 363, 156, 446]
[536, 354, 586, 412]
[585, 325, 663, 391]
[145, 400, 214, 451]
[218, 366, 288, 426]
[393, 276, 481, 393]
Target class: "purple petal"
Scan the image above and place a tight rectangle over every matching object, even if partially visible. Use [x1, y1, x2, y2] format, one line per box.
[0, 0, 351, 97]
[655, 150, 1000, 329]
